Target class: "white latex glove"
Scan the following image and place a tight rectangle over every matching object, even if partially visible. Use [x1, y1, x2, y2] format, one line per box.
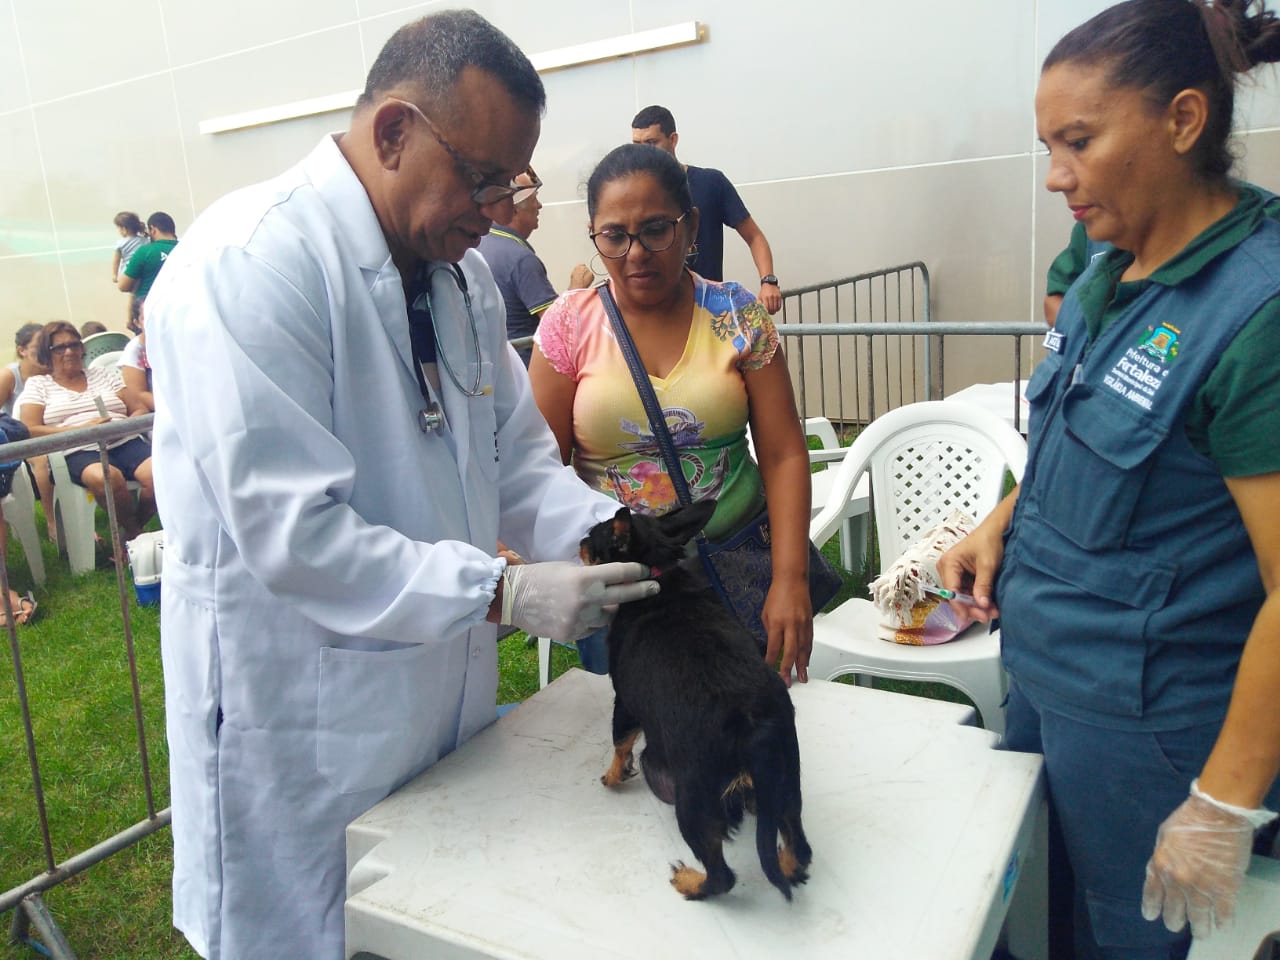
[500, 561, 657, 642]
[1142, 778, 1277, 937]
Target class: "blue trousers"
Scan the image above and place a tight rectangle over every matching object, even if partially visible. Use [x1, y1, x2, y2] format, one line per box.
[1004, 681, 1220, 960]
[573, 626, 610, 675]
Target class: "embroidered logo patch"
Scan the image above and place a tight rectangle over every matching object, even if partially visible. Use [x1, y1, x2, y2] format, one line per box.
[1043, 329, 1065, 353]
[1101, 323, 1179, 411]
[1138, 322, 1180, 362]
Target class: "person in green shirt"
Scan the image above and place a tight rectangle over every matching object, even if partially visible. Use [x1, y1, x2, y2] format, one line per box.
[118, 211, 178, 331]
[1042, 221, 1107, 327]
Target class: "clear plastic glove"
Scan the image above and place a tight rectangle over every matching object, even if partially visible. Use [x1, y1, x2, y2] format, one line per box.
[500, 561, 657, 642]
[1141, 778, 1277, 937]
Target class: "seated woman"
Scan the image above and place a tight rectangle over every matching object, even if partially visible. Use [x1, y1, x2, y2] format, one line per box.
[119, 304, 153, 412]
[18, 321, 154, 542]
[529, 142, 814, 683]
[0, 321, 57, 540]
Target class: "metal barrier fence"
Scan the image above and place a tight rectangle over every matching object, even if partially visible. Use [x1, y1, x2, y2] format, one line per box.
[0, 290, 1044, 957]
[779, 262, 1044, 428]
[1, 416, 166, 960]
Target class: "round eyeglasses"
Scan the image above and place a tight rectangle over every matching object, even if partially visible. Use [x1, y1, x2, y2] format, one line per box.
[385, 97, 542, 206]
[590, 213, 688, 259]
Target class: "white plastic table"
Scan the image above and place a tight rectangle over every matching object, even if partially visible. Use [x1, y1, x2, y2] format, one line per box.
[346, 670, 1047, 960]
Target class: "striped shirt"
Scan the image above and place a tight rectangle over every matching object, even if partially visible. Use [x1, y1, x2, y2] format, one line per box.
[17, 367, 134, 454]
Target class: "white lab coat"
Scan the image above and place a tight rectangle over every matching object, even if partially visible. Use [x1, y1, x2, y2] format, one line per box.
[146, 135, 618, 960]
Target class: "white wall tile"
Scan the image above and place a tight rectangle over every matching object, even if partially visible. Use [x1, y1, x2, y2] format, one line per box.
[171, 26, 367, 210]
[0, 108, 56, 257]
[161, 0, 359, 68]
[0, 0, 31, 114]
[35, 79, 193, 254]
[0, 253, 68, 324]
[630, 0, 1037, 180]
[11, 0, 166, 103]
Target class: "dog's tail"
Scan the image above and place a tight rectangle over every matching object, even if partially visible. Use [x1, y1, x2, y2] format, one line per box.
[747, 714, 804, 901]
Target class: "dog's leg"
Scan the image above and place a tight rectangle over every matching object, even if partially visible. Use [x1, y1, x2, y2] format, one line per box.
[748, 714, 813, 900]
[602, 699, 643, 787]
[778, 815, 812, 886]
[776, 715, 812, 883]
[640, 741, 676, 805]
[669, 788, 736, 900]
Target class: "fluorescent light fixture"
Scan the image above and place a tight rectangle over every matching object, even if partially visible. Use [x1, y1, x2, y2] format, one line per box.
[529, 20, 703, 72]
[199, 89, 360, 136]
[199, 21, 705, 136]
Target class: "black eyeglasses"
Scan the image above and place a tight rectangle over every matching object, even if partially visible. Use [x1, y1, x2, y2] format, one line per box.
[590, 213, 688, 259]
[50, 342, 83, 355]
[387, 97, 542, 206]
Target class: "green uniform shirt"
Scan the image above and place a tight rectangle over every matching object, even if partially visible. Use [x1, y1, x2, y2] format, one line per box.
[124, 238, 178, 299]
[1071, 184, 1280, 477]
[1045, 221, 1092, 298]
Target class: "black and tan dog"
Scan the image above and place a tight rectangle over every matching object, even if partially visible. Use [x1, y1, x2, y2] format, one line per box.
[581, 501, 812, 901]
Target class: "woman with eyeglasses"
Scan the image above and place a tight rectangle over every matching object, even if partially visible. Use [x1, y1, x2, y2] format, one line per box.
[529, 143, 815, 684]
[18, 320, 155, 543]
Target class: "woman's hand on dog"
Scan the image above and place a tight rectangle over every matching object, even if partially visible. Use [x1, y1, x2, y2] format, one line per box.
[762, 576, 814, 686]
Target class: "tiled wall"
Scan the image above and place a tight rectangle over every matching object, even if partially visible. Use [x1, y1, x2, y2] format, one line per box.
[3, 0, 1279, 380]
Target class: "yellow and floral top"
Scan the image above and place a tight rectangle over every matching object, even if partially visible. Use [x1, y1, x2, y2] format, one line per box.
[535, 273, 778, 540]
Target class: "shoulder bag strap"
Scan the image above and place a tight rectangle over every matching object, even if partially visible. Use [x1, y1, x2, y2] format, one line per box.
[599, 285, 694, 507]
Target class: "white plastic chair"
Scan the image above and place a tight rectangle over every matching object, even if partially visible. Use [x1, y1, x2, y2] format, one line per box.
[48, 451, 101, 575]
[48, 450, 141, 575]
[803, 416, 871, 570]
[89, 350, 123, 370]
[808, 400, 1028, 739]
[747, 416, 872, 570]
[80, 332, 130, 365]
[2, 465, 47, 587]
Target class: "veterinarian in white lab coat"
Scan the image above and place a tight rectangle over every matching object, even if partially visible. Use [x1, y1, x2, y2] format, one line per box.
[144, 13, 654, 960]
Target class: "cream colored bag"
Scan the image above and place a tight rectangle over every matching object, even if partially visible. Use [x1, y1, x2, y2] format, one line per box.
[868, 509, 974, 644]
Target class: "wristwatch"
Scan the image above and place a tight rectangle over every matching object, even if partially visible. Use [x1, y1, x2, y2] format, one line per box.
[760, 274, 779, 286]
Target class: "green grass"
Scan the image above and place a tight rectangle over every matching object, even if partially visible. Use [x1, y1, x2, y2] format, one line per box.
[0, 515, 196, 960]
[1, 488, 964, 959]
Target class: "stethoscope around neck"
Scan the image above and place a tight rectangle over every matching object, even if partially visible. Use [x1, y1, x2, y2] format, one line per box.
[411, 262, 482, 433]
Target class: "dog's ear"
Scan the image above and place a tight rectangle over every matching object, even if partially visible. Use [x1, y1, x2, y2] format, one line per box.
[657, 499, 717, 545]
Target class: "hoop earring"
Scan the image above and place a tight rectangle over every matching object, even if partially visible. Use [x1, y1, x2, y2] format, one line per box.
[589, 252, 608, 277]
[684, 242, 699, 266]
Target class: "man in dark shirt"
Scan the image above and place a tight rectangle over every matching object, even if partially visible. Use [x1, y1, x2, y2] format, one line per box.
[631, 105, 781, 313]
[119, 211, 179, 331]
[478, 169, 590, 365]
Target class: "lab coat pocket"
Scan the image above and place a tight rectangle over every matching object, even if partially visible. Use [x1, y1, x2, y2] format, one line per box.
[316, 641, 444, 796]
